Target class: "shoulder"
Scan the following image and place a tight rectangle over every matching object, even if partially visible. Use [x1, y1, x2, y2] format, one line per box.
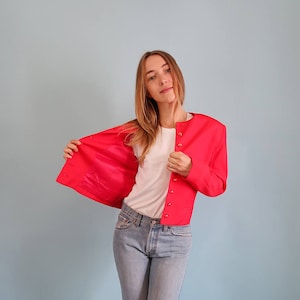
[190, 113, 226, 129]
[94, 120, 138, 136]
[79, 120, 137, 144]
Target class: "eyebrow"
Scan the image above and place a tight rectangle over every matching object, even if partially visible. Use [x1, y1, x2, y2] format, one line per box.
[145, 63, 169, 76]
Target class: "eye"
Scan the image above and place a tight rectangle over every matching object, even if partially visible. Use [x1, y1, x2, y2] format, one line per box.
[148, 75, 156, 81]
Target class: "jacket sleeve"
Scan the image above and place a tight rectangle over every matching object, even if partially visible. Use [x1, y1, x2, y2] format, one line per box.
[185, 125, 227, 197]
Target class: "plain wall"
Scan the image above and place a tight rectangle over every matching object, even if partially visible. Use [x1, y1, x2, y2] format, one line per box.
[1, 0, 299, 299]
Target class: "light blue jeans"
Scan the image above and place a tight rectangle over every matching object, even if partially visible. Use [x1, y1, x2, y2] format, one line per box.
[113, 203, 192, 300]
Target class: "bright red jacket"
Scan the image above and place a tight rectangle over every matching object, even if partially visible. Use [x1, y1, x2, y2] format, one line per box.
[56, 113, 227, 225]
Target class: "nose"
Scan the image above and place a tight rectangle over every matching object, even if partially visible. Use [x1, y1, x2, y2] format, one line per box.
[159, 75, 168, 85]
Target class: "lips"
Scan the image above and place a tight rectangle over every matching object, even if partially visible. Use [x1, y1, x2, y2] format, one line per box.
[160, 87, 173, 94]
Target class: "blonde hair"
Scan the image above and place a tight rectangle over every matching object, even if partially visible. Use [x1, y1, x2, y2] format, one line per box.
[125, 50, 185, 163]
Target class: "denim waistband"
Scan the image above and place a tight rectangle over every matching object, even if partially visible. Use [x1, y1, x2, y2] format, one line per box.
[120, 202, 161, 227]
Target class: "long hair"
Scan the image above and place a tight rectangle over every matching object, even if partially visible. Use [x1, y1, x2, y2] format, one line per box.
[125, 50, 185, 163]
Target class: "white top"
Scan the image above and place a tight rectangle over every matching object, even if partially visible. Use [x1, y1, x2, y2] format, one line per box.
[124, 126, 176, 218]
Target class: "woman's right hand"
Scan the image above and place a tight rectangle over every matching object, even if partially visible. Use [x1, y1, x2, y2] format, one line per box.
[63, 139, 81, 160]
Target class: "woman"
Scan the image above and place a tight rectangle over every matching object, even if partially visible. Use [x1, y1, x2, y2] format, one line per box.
[57, 50, 227, 300]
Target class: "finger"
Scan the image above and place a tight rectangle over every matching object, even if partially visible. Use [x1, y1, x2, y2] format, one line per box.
[63, 139, 81, 159]
[63, 153, 73, 160]
[170, 151, 190, 163]
[63, 148, 73, 155]
[168, 153, 183, 165]
[63, 148, 74, 159]
[167, 159, 177, 169]
[70, 139, 81, 145]
[167, 161, 178, 171]
[67, 145, 78, 152]
[167, 163, 174, 172]
[66, 140, 81, 152]
[169, 151, 184, 159]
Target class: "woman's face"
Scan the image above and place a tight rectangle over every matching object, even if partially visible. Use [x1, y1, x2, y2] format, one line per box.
[144, 55, 176, 104]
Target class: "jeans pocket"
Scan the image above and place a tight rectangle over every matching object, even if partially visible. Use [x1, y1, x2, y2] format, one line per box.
[115, 214, 134, 229]
[169, 225, 192, 237]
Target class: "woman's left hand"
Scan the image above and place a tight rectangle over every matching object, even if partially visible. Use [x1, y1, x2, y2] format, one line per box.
[167, 151, 192, 177]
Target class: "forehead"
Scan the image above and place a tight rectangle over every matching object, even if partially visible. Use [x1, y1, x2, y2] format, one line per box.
[145, 55, 167, 72]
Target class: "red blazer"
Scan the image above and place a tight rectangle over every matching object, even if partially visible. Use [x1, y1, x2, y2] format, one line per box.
[56, 113, 227, 225]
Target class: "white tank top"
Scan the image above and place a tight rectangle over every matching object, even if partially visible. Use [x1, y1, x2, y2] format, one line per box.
[124, 126, 176, 218]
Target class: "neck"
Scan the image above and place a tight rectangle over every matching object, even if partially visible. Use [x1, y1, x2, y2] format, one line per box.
[158, 103, 187, 128]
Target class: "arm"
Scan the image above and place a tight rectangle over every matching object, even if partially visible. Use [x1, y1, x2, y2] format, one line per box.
[185, 125, 227, 197]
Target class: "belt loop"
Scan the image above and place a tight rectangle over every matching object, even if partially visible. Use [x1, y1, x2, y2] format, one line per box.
[162, 225, 168, 232]
[138, 215, 143, 227]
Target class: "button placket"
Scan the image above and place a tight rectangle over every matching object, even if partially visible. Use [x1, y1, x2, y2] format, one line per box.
[176, 130, 183, 149]
[164, 127, 184, 223]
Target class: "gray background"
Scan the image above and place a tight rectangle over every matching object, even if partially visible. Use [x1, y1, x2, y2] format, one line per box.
[1, 0, 299, 299]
